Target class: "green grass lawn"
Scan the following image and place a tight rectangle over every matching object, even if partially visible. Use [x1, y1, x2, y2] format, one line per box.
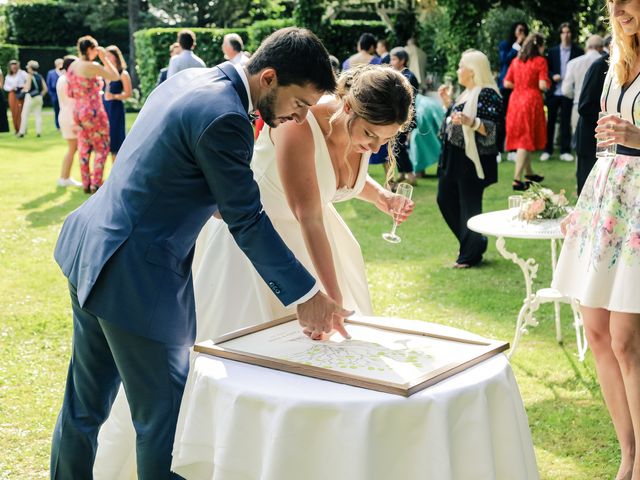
[0, 109, 618, 478]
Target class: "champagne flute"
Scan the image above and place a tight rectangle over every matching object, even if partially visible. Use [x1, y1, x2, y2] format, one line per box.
[382, 183, 413, 244]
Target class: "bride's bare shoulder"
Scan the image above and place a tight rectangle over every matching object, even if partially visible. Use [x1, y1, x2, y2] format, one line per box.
[310, 99, 340, 136]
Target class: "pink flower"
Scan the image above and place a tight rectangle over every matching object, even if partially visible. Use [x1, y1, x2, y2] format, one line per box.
[603, 216, 617, 233]
[614, 156, 627, 168]
[629, 232, 640, 249]
[531, 199, 545, 215]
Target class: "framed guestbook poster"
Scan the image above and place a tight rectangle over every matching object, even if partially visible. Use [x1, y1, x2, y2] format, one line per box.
[194, 315, 509, 397]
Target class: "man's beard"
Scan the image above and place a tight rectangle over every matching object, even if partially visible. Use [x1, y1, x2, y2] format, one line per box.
[257, 88, 280, 128]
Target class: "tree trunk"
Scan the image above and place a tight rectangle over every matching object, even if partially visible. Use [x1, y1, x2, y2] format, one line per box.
[128, 0, 139, 87]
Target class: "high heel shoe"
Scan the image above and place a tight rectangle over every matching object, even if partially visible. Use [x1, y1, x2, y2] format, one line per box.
[512, 179, 529, 191]
[524, 174, 544, 183]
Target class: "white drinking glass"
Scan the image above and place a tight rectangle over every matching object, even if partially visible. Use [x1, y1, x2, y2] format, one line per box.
[596, 112, 621, 158]
[508, 195, 522, 220]
[382, 183, 413, 244]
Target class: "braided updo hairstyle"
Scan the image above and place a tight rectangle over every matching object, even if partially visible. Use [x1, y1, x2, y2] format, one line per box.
[330, 64, 414, 186]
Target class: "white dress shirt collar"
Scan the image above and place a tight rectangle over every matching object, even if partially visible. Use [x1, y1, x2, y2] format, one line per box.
[232, 63, 254, 113]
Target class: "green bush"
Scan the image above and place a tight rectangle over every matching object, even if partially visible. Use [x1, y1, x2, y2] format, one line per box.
[247, 19, 387, 63]
[0, 43, 19, 72]
[321, 20, 388, 62]
[415, 6, 452, 81]
[95, 18, 131, 55]
[134, 27, 249, 100]
[246, 19, 295, 52]
[5, 2, 77, 47]
[134, 20, 387, 100]
[478, 7, 534, 73]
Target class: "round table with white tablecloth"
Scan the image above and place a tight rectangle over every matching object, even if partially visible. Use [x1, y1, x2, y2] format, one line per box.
[171, 316, 539, 480]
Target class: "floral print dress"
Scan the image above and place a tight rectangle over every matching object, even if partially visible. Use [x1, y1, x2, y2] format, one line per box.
[67, 67, 110, 191]
[552, 66, 640, 312]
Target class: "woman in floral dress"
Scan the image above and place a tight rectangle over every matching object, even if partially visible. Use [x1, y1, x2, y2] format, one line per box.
[553, 1, 640, 478]
[67, 36, 119, 193]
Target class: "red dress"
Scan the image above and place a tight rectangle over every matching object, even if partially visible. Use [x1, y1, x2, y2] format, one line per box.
[504, 56, 550, 151]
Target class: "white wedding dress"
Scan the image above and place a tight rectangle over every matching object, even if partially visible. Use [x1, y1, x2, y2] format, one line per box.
[93, 109, 373, 478]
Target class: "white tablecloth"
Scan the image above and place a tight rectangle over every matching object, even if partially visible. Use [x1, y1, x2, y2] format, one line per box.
[171, 318, 539, 480]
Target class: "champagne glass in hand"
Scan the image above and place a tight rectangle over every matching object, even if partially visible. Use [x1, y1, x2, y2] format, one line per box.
[382, 183, 413, 244]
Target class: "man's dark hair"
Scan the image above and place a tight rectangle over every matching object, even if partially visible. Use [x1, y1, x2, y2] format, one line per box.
[358, 33, 377, 53]
[225, 33, 244, 53]
[77, 35, 98, 57]
[508, 22, 529, 45]
[62, 55, 77, 71]
[390, 47, 409, 67]
[377, 39, 389, 51]
[178, 29, 196, 50]
[558, 22, 572, 36]
[247, 27, 336, 92]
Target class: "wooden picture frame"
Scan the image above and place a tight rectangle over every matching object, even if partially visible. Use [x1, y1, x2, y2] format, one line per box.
[194, 315, 509, 397]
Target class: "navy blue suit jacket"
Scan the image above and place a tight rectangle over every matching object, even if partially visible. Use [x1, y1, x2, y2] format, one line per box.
[576, 53, 609, 157]
[54, 62, 316, 345]
[498, 40, 518, 89]
[46, 69, 60, 102]
[546, 44, 584, 99]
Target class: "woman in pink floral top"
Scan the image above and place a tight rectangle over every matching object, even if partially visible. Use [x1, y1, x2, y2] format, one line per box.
[67, 36, 119, 193]
[553, 2, 640, 478]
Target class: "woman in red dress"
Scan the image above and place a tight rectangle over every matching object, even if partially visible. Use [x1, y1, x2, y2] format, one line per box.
[504, 33, 550, 190]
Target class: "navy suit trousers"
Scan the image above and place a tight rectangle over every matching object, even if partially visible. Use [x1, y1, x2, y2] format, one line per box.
[50, 282, 189, 479]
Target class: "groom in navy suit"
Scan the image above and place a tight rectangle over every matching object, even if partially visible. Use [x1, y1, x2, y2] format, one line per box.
[50, 28, 351, 479]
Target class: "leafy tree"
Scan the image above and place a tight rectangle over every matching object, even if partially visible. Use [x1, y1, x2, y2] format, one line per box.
[477, 6, 533, 72]
[293, 0, 325, 33]
[149, 0, 284, 28]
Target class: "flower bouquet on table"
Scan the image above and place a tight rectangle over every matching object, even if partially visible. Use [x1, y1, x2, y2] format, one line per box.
[519, 182, 569, 221]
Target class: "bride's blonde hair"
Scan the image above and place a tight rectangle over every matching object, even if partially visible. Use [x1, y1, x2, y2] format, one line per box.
[608, 0, 638, 86]
[329, 64, 414, 187]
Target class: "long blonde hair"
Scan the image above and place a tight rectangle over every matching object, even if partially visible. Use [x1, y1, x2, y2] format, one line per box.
[459, 49, 499, 93]
[329, 64, 414, 186]
[608, 0, 639, 86]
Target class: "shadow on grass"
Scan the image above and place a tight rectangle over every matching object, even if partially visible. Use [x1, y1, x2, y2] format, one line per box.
[20, 188, 87, 228]
[514, 348, 616, 476]
[515, 345, 601, 398]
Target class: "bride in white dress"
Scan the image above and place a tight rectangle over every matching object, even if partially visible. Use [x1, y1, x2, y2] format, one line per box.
[93, 64, 415, 477]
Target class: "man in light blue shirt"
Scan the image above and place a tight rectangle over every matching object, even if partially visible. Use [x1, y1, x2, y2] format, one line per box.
[167, 29, 206, 78]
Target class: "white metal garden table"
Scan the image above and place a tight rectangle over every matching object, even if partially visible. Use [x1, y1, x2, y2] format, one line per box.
[467, 209, 588, 361]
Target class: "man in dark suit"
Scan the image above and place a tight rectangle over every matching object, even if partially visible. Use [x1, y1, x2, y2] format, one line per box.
[542, 22, 584, 162]
[377, 39, 391, 64]
[50, 28, 346, 479]
[46, 58, 63, 129]
[575, 49, 610, 194]
[388, 47, 419, 185]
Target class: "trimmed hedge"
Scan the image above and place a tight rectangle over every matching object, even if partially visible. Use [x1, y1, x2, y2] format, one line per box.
[246, 19, 295, 52]
[320, 20, 388, 63]
[135, 20, 388, 100]
[5, 2, 77, 47]
[134, 27, 250, 100]
[247, 19, 387, 62]
[0, 43, 19, 72]
[6, 2, 131, 57]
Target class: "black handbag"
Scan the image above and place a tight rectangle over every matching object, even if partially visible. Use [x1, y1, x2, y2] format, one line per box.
[14, 88, 25, 100]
